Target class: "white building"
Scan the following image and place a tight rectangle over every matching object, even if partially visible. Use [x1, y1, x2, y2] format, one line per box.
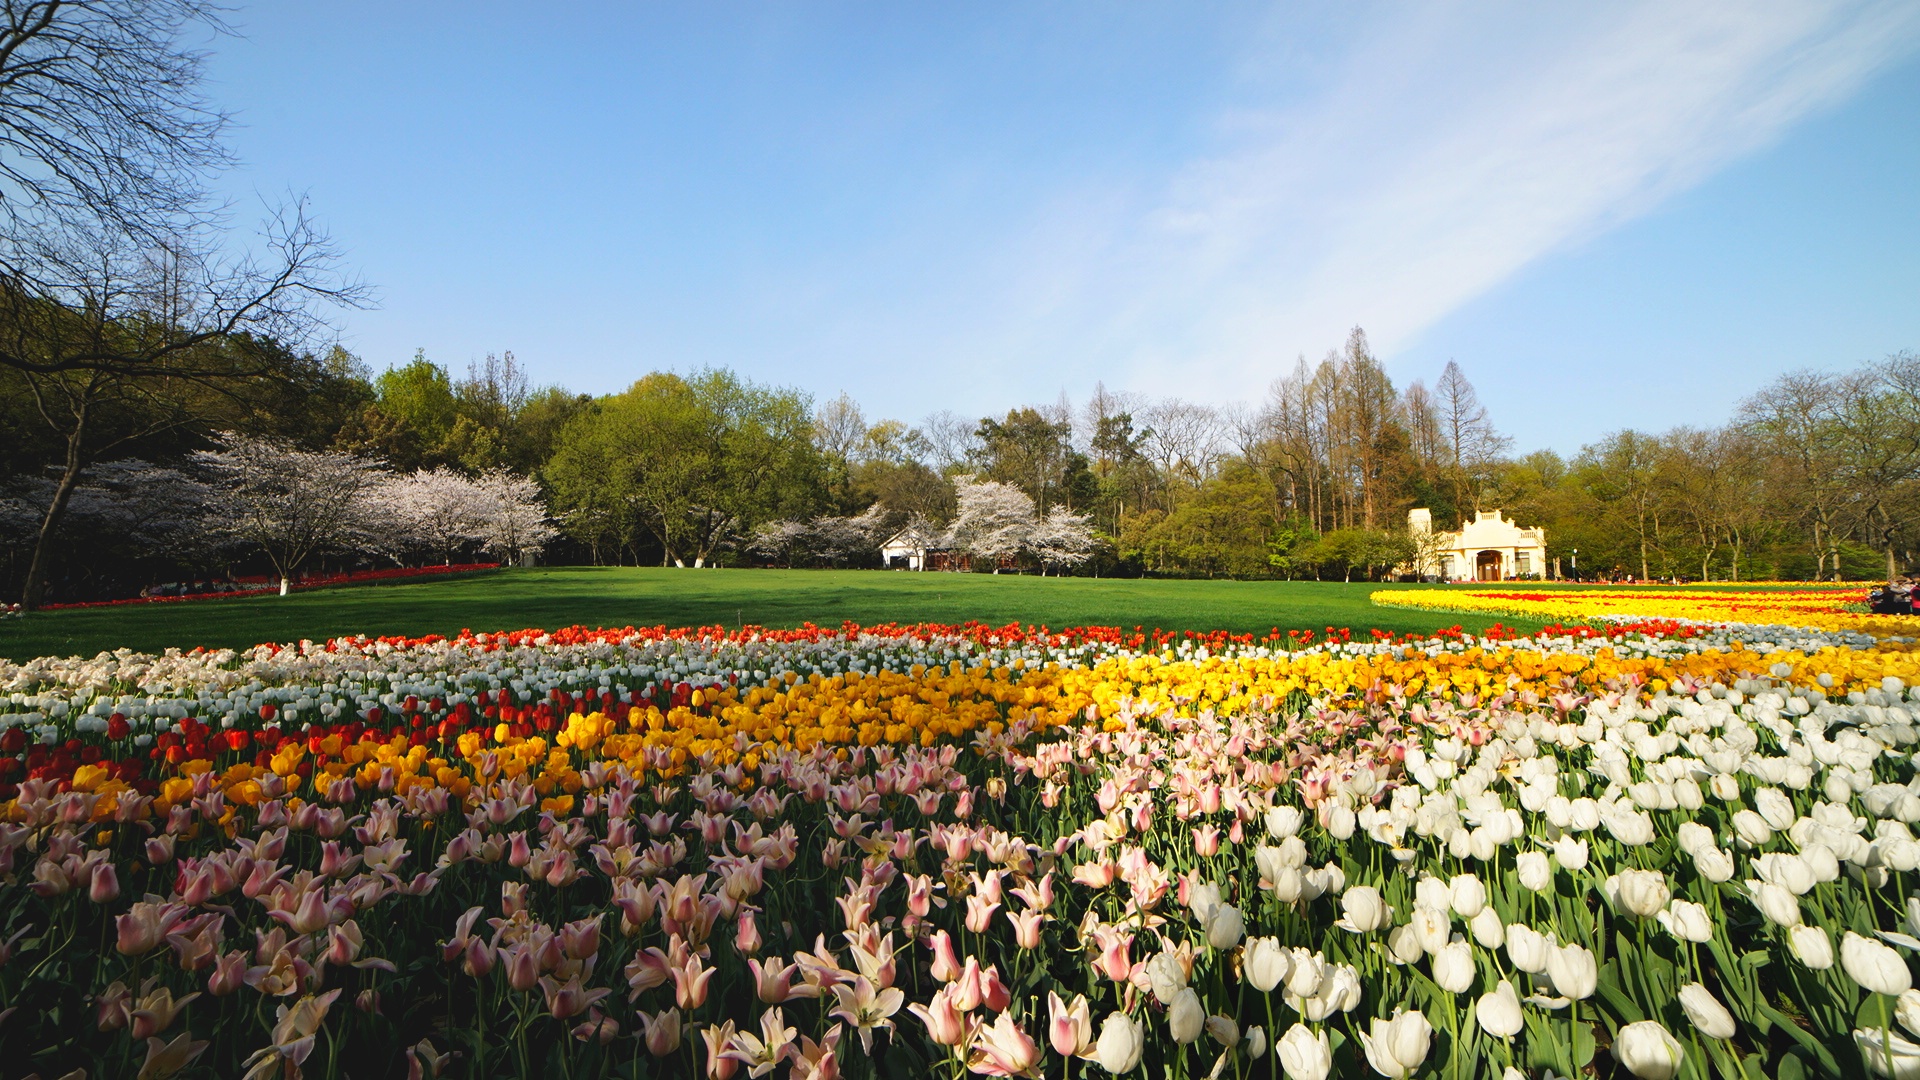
[1407, 507, 1549, 582]
[879, 526, 936, 570]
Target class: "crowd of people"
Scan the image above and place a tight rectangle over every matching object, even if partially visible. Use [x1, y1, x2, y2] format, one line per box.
[1870, 579, 1916, 614]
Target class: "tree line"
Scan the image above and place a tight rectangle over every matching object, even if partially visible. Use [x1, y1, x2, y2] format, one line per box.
[3, 1, 1919, 608]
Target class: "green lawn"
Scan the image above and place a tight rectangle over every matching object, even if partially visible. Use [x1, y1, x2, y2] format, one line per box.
[0, 568, 1554, 660]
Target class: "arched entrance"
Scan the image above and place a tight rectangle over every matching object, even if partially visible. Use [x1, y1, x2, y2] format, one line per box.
[1475, 550, 1503, 582]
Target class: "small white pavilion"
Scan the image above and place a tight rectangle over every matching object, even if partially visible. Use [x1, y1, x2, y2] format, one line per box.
[1407, 508, 1548, 582]
[879, 525, 937, 570]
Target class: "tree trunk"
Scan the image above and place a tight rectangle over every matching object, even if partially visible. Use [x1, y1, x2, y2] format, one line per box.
[20, 406, 92, 610]
[280, 576, 290, 596]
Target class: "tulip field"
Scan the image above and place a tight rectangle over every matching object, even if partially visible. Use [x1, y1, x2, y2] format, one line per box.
[6, 593, 1920, 1077]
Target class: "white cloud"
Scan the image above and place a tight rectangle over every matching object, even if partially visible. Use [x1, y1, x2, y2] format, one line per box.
[1051, 1, 1920, 398]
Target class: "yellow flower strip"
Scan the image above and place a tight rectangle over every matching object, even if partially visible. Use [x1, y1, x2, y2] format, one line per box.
[1371, 586, 1920, 637]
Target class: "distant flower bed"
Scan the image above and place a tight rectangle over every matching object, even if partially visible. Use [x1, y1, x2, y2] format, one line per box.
[4, 618, 1920, 1078]
[38, 563, 503, 610]
[1373, 584, 1917, 638]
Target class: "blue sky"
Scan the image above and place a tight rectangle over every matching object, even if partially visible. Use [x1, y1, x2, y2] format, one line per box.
[206, 2, 1920, 454]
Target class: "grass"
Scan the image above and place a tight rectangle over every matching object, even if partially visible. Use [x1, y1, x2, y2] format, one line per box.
[0, 568, 1563, 660]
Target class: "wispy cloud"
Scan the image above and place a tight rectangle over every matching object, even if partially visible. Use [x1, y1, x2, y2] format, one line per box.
[1024, 1, 1920, 398]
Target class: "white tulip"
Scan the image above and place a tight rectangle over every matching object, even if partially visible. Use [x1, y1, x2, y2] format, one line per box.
[1677, 983, 1737, 1039]
[1710, 773, 1742, 801]
[1254, 845, 1287, 884]
[1431, 941, 1476, 994]
[1516, 850, 1553, 893]
[1732, 810, 1774, 848]
[1790, 925, 1835, 969]
[1476, 980, 1524, 1039]
[1615, 1020, 1685, 1080]
[1094, 1013, 1145, 1074]
[1206, 903, 1246, 950]
[1284, 949, 1326, 998]
[1411, 906, 1451, 955]
[1244, 1025, 1268, 1061]
[1469, 906, 1507, 949]
[1336, 886, 1390, 933]
[1297, 964, 1362, 1022]
[1205, 1014, 1239, 1048]
[1757, 786, 1798, 831]
[1449, 874, 1488, 919]
[1897, 990, 1920, 1040]
[1325, 803, 1357, 840]
[1506, 923, 1551, 974]
[1843, 931, 1915, 996]
[1359, 1010, 1433, 1079]
[1746, 880, 1802, 928]
[1168, 987, 1205, 1044]
[1552, 835, 1590, 871]
[1803, 843, 1843, 883]
[1386, 923, 1425, 966]
[1608, 869, 1672, 918]
[1188, 882, 1224, 922]
[1147, 950, 1188, 1004]
[1266, 805, 1305, 839]
[1656, 900, 1714, 944]
[1415, 875, 1451, 913]
[1244, 936, 1291, 992]
[1546, 943, 1598, 1000]
[1569, 798, 1601, 832]
[1269, 865, 1305, 903]
[1675, 821, 1716, 857]
[1693, 845, 1737, 883]
[1856, 1026, 1920, 1079]
[1275, 1024, 1330, 1080]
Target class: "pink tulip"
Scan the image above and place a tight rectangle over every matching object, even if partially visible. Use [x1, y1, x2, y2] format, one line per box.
[950, 958, 985, 1011]
[964, 894, 1001, 934]
[967, 1014, 1042, 1078]
[640, 1007, 682, 1056]
[980, 964, 1012, 1013]
[928, 930, 963, 982]
[749, 957, 797, 1003]
[735, 909, 763, 955]
[1047, 991, 1093, 1057]
[673, 954, 715, 1010]
[88, 863, 120, 904]
[907, 985, 969, 1046]
[1192, 824, 1221, 857]
[1007, 909, 1046, 950]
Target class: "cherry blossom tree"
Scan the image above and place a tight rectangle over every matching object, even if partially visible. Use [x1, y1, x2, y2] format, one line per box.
[194, 433, 386, 595]
[471, 468, 556, 565]
[944, 477, 1036, 572]
[1028, 507, 1098, 575]
[374, 467, 488, 565]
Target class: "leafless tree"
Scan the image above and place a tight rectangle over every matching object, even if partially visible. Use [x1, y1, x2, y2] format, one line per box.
[919, 410, 981, 472]
[1435, 359, 1510, 516]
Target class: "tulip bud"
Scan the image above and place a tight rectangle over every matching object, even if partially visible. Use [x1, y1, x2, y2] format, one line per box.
[1090, 1012, 1144, 1074]
[1515, 851, 1553, 893]
[1468, 906, 1506, 949]
[1789, 925, 1834, 969]
[1336, 886, 1390, 933]
[1359, 1010, 1432, 1079]
[1614, 1020, 1685, 1080]
[1245, 936, 1291, 992]
[1677, 983, 1736, 1040]
[88, 863, 120, 904]
[1244, 1024, 1267, 1061]
[1476, 980, 1523, 1038]
[1506, 923, 1550, 974]
[1546, 943, 1598, 1001]
[1843, 931, 1914, 996]
[1276, 1023, 1330, 1080]
[1167, 988, 1204, 1044]
[1431, 941, 1475, 994]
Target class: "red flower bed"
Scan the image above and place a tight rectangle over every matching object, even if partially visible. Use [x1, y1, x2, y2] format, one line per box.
[39, 562, 501, 610]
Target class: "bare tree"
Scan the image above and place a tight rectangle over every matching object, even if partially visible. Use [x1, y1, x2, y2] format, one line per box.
[8, 206, 364, 607]
[1435, 360, 1510, 517]
[920, 410, 981, 472]
[194, 433, 386, 595]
